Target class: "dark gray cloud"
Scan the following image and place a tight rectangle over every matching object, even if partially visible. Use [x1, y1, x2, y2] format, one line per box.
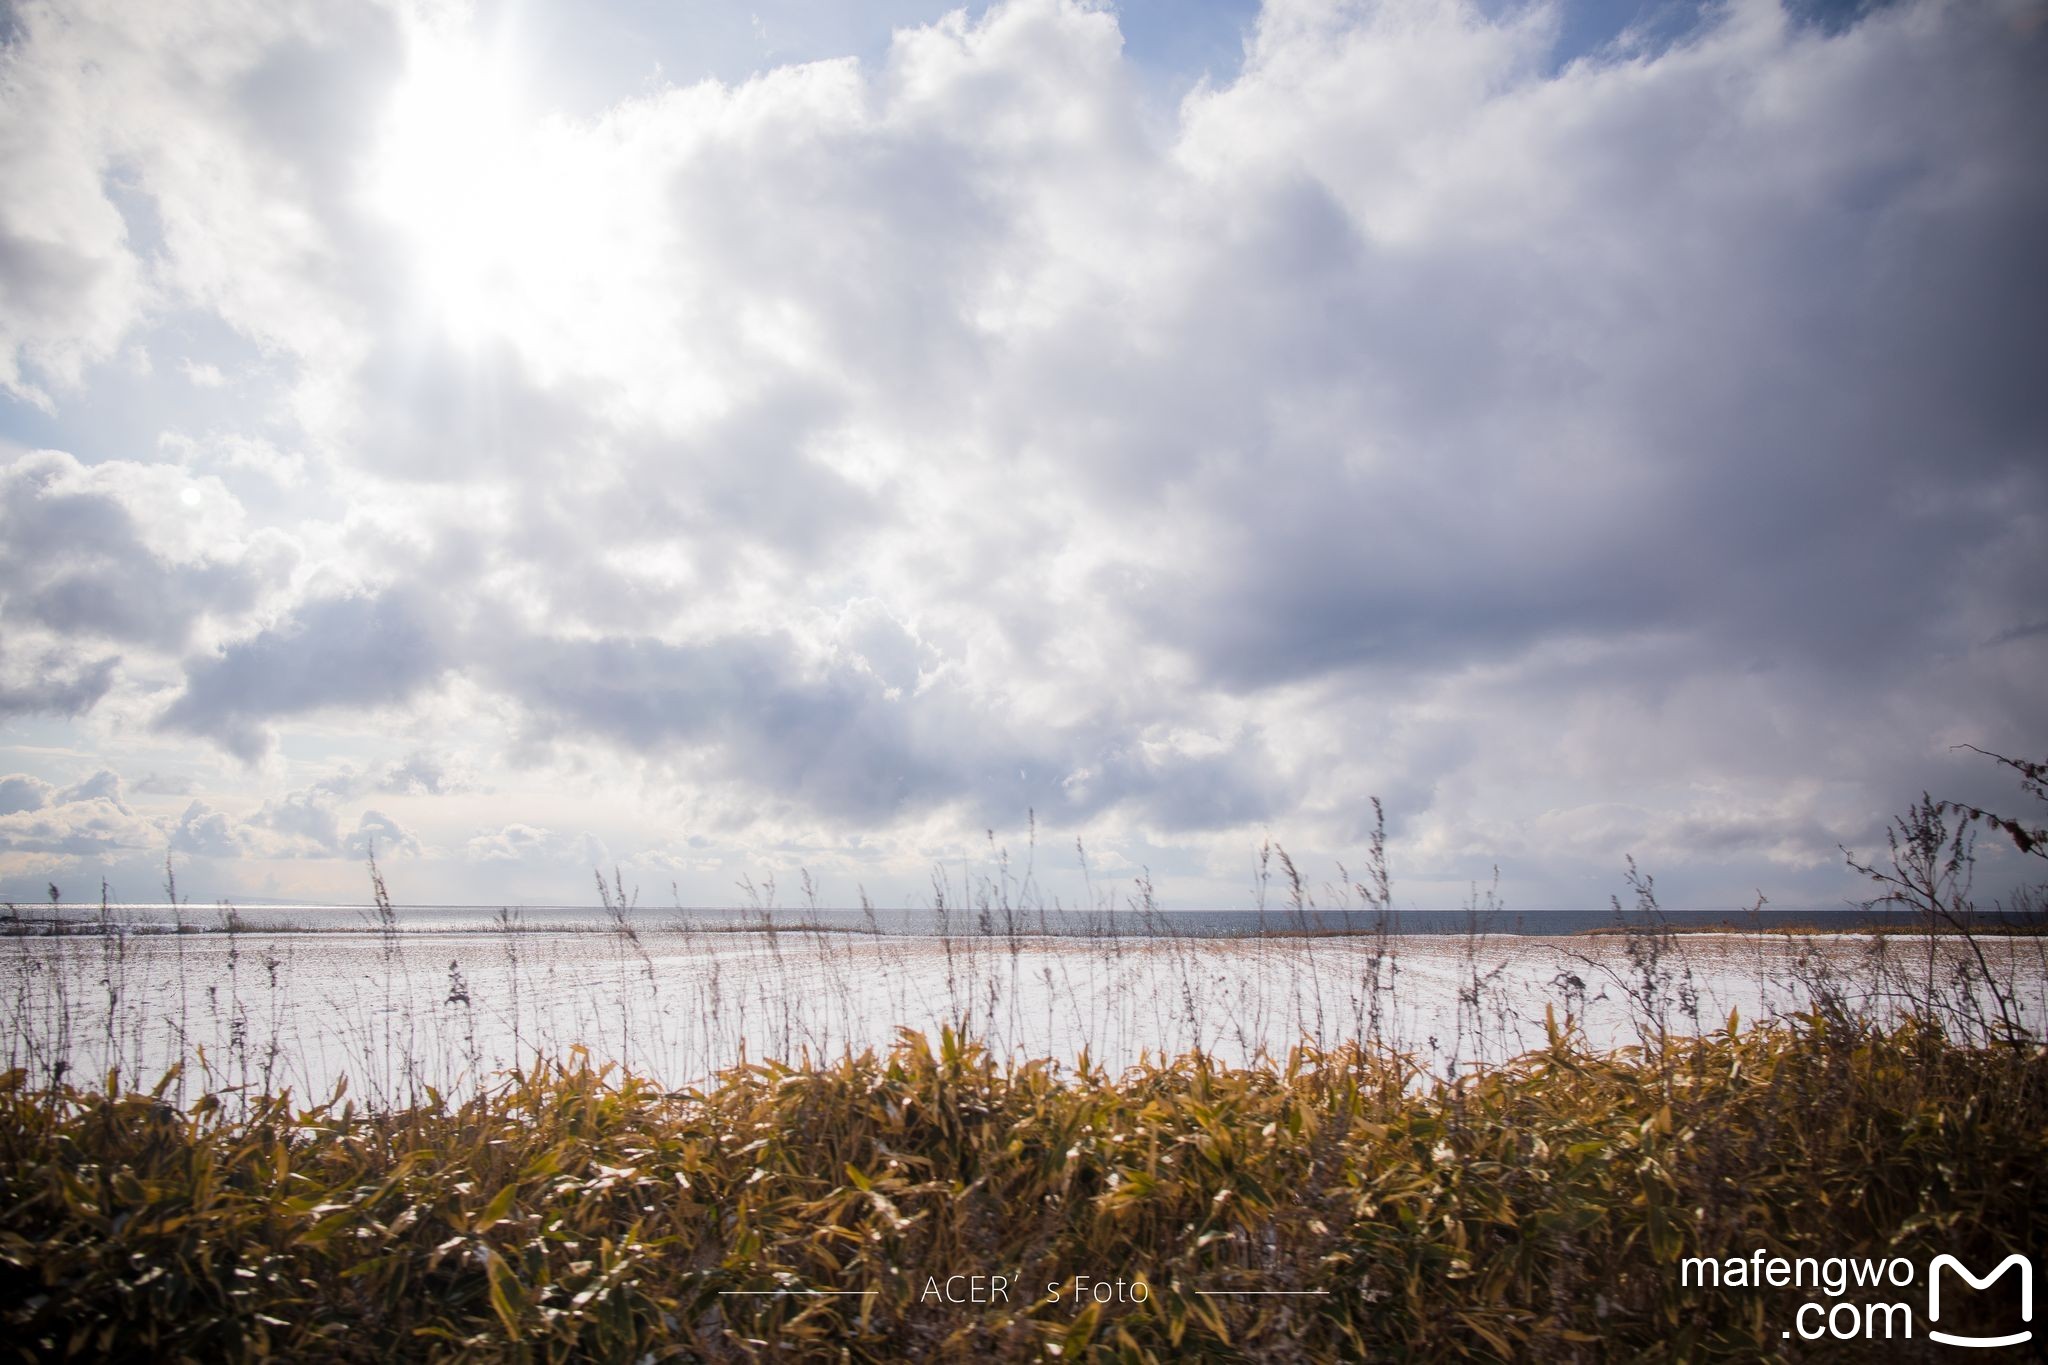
[152, 586, 1290, 833]
[1049, 0, 2048, 731]
[1066, 736, 1287, 833]
[488, 628, 994, 822]
[0, 648, 116, 718]
[0, 773, 51, 816]
[0, 451, 290, 656]
[157, 589, 448, 761]
[482, 625, 1292, 832]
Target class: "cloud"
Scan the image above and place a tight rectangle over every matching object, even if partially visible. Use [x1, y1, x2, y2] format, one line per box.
[168, 785, 419, 862]
[0, 775, 53, 816]
[157, 589, 448, 761]
[0, 0, 2043, 906]
[0, 769, 154, 856]
[158, 431, 310, 488]
[343, 808, 417, 860]
[464, 822, 606, 869]
[833, 599, 935, 694]
[0, 449, 295, 658]
[376, 750, 470, 797]
[474, 619, 1291, 830]
[56, 769, 125, 805]
[0, 31, 148, 409]
[155, 589, 1291, 835]
[486, 625, 1031, 821]
[0, 649, 117, 719]
[180, 358, 226, 388]
[0, 2, 404, 407]
[1069, 0, 2048, 708]
[165, 801, 244, 860]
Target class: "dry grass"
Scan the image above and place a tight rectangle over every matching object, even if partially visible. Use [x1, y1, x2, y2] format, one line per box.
[1, 1015, 2043, 1362]
[3, 762, 2045, 1360]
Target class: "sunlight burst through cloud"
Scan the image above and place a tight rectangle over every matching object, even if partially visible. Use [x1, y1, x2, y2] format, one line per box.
[367, 20, 549, 345]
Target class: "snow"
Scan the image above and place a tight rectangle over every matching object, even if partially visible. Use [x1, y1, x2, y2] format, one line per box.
[9, 926, 2044, 1105]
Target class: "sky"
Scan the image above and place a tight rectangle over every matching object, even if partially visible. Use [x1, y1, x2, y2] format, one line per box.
[0, 0, 2043, 916]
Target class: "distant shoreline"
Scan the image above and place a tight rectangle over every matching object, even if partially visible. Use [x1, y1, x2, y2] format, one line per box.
[6, 915, 2044, 940]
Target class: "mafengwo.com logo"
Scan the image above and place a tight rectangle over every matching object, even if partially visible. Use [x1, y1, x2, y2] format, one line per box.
[1679, 1249, 2032, 1348]
[1928, 1255, 2033, 1350]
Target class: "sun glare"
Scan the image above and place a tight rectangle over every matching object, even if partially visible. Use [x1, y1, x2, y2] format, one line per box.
[369, 25, 547, 343]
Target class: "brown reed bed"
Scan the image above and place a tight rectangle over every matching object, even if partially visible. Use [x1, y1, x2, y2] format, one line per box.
[2, 757, 2042, 1360]
[1, 1012, 2043, 1362]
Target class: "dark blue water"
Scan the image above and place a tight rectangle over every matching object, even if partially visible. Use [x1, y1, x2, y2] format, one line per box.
[17, 902, 2045, 938]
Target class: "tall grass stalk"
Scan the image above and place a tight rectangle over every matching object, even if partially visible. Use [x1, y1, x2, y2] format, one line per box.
[3, 756, 2046, 1358]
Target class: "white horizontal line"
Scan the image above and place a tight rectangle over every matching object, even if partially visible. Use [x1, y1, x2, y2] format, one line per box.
[1194, 1290, 1329, 1296]
[718, 1289, 876, 1296]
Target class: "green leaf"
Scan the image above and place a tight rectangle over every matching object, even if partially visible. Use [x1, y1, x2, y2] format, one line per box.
[483, 1246, 524, 1341]
[475, 1181, 519, 1233]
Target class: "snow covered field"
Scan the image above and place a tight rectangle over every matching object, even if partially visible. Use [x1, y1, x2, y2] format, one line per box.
[10, 925, 2046, 1105]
